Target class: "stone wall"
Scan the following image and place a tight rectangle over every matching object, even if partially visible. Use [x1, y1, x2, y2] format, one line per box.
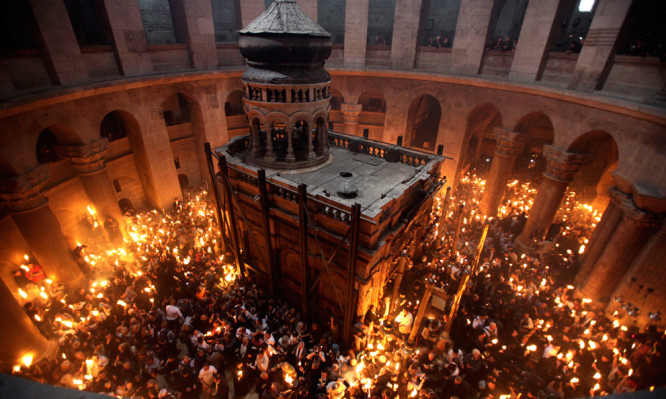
[137, 0, 178, 44]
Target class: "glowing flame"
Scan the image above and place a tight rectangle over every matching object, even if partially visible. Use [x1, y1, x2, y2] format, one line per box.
[18, 289, 27, 299]
[21, 354, 33, 367]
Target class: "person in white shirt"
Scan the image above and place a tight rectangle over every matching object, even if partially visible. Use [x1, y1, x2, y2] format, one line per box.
[198, 363, 217, 398]
[395, 308, 413, 338]
[165, 299, 183, 329]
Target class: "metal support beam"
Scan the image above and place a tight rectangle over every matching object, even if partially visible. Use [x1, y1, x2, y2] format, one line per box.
[388, 251, 409, 320]
[204, 143, 228, 252]
[445, 221, 491, 333]
[298, 184, 310, 320]
[219, 155, 245, 277]
[258, 169, 278, 297]
[407, 282, 434, 347]
[343, 203, 361, 347]
[452, 204, 465, 253]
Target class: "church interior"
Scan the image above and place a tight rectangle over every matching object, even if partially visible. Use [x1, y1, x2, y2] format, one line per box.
[0, 0, 665, 398]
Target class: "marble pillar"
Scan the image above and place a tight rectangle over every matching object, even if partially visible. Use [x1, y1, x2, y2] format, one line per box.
[516, 145, 588, 248]
[58, 139, 123, 227]
[574, 188, 625, 287]
[579, 196, 661, 304]
[0, 279, 58, 371]
[0, 166, 86, 288]
[479, 127, 526, 217]
[341, 103, 363, 136]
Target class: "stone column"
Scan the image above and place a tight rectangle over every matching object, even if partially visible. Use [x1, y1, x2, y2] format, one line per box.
[607, 219, 666, 327]
[516, 146, 588, 247]
[508, 0, 578, 82]
[341, 103, 363, 135]
[479, 128, 526, 216]
[240, 0, 266, 28]
[579, 197, 661, 304]
[286, 123, 296, 161]
[574, 188, 625, 287]
[265, 126, 276, 161]
[28, 0, 89, 86]
[568, 0, 633, 92]
[449, 0, 495, 75]
[57, 139, 124, 228]
[306, 121, 316, 159]
[103, 0, 154, 77]
[0, 166, 86, 288]
[0, 278, 58, 371]
[169, 0, 218, 70]
[390, 0, 424, 70]
[344, 0, 370, 67]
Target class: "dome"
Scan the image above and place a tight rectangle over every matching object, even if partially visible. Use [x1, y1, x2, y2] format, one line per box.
[238, 0, 332, 84]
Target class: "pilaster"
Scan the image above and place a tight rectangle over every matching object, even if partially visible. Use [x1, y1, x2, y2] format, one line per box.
[103, 0, 154, 77]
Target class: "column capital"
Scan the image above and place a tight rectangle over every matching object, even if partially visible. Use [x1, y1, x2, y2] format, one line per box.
[616, 195, 663, 227]
[493, 127, 526, 157]
[57, 138, 109, 175]
[542, 145, 590, 182]
[340, 103, 363, 118]
[0, 165, 51, 213]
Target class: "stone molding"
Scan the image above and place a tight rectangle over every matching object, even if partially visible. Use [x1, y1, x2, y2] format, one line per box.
[492, 127, 526, 157]
[616, 194, 663, 227]
[341, 103, 363, 119]
[56, 138, 110, 175]
[542, 145, 590, 182]
[0, 165, 51, 213]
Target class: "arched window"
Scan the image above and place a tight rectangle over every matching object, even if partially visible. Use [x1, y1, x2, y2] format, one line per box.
[36, 129, 61, 164]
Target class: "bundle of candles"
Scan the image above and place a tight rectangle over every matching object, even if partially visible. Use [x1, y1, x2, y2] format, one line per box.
[10, 173, 664, 398]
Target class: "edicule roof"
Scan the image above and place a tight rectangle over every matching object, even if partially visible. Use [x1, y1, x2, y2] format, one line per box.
[239, 0, 331, 37]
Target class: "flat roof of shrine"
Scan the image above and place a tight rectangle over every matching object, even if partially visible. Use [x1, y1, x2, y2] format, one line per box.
[216, 132, 445, 219]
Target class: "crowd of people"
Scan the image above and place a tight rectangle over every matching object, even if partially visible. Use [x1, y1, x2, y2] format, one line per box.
[10, 165, 666, 398]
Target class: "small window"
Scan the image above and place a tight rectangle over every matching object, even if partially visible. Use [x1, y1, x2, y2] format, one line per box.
[174, 157, 180, 169]
[578, 0, 595, 12]
[113, 179, 122, 193]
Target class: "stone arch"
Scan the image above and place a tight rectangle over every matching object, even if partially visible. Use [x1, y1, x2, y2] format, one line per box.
[100, 110, 157, 206]
[162, 92, 191, 125]
[163, 91, 207, 189]
[567, 130, 619, 206]
[100, 112, 129, 142]
[459, 103, 502, 175]
[406, 94, 441, 151]
[358, 88, 386, 112]
[118, 198, 134, 212]
[330, 88, 344, 111]
[358, 89, 386, 139]
[513, 112, 555, 178]
[225, 90, 250, 139]
[225, 90, 245, 116]
[36, 128, 62, 164]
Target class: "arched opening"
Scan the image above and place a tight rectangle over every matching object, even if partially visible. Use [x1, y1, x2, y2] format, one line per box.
[329, 88, 344, 131]
[568, 131, 618, 206]
[358, 89, 386, 139]
[225, 90, 249, 139]
[118, 198, 134, 213]
[513, 112, 555, 181]
[100, 112, 129, 142]
[406, 95, 441, 151]
[36, 129, 62, 164]
[459, 103, 502, 177]
[291, 119, 312, 159]
[163, 93, 191, 126]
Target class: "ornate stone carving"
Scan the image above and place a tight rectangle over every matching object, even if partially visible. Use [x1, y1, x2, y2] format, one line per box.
[341, 103, 363, 120]
[616, 194, 663, 227]
[0, 165, 51, 213]
[542, 145, 590, 182]
[56, 138, 109, 175]
[492, 127, 526, 157]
